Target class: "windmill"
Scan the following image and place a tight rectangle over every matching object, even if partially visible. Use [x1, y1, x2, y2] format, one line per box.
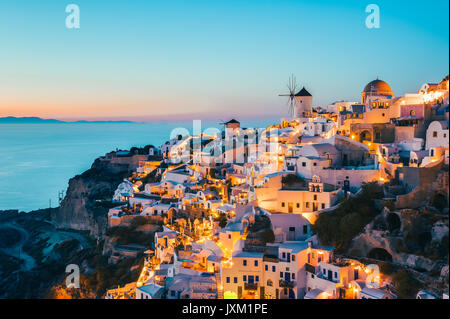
[279, 74, 298, 117]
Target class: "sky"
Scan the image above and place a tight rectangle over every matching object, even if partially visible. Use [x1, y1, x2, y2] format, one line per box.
[0, 0, 448, 122]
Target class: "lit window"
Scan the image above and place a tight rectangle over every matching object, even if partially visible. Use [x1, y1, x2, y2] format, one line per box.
[292, 255, 296, 261]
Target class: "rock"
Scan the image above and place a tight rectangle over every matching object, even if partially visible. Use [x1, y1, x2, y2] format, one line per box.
[431, 221, 449, 242]
[440, 265, 449, 278]
[51, 156, 132, 237]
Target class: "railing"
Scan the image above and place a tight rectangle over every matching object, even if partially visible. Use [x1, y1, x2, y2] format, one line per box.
[244, 283, 258, 290]
[279, 280, 296, 288]
[263, 255, 279, 263]
[305, 263, 316, 274]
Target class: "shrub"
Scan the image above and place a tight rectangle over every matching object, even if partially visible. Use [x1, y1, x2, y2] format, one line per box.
[392, 270, 421, 299]
[313, 182, 382, 249]
[259, 229, 275, 244]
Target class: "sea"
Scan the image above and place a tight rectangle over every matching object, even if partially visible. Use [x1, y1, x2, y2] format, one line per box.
[0, 120, 275, 212]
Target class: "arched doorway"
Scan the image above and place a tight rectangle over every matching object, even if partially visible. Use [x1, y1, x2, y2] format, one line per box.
[386, 213, 401, 232]
[359, 130, 372, 143]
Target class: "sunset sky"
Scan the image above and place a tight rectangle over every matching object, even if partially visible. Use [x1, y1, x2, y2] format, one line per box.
[0, 0, 448, 121]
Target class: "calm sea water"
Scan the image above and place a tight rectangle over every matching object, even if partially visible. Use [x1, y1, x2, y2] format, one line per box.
[0, 120, 274, 211]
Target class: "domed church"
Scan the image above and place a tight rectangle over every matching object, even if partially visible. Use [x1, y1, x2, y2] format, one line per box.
[361, 78, 394, 104]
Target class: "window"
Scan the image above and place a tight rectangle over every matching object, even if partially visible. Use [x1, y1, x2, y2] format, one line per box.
[292, 255, 296, 261]
[292, 273, 296, 280]
[226, 277, 230, 283]
[296, 203, 300, 208]
[433, 131, 438, 137]
[282, 252, 286, 259]
[256, 276, 259, 282]
[289, 226, 295, 232]
[313, 195, 317, 201]
[254, 260, 258, 267]
[281, 202, 285, 207]
[234, 277, 238, 283]
[323, 269, 326, 275]
[280, 272, 283, 278]
[322, 203, 325, 209]
[171, 290, 176, 296]
[267, 280, 273, 287]
[243, 260, 247, 266]
[228, 234, 231, 239]
[272, 266, 276, 272]
[302, 162, 306, 167]
[265, 265, 268, 271]
[243, 275, 247, 282]
[334, 272, 338, 279]
[303, 225, 308, 234]
[313, 162, 317, 166]
[306, 202, 310, 208]
[431, 149, 435, 156]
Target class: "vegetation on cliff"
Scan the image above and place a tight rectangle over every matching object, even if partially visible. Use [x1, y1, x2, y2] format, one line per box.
[313, 181, 384, 250]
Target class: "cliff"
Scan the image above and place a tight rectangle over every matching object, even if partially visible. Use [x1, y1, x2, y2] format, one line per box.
[51, 156, 133, 237]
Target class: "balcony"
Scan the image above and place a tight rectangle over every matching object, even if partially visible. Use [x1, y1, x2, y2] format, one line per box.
[305, 263, 316, 274]
[244, 283, 258, 291]
[263, 255, 280, 263]
[279, 280, 296, 288]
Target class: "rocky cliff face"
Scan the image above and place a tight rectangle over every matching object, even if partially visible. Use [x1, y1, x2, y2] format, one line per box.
[348, 206, 448, 273]
[51, 157, 132, 237]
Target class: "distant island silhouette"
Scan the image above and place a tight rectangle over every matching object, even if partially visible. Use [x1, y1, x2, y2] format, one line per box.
[0, 116, 138, 124]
